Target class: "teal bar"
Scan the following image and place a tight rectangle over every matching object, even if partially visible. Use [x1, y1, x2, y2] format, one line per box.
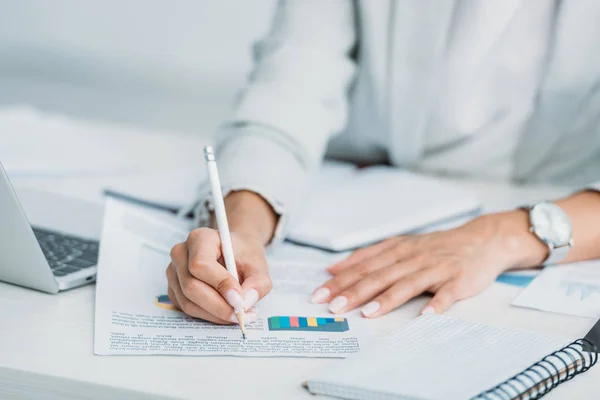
[270, 316, 281, 330]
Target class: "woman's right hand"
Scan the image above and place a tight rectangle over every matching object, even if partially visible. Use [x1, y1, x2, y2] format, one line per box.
[166, 190, 278, 325]
[167, 228, 272, 324]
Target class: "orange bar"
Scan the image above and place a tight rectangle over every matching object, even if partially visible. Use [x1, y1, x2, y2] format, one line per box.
[289, 316, 299, 327]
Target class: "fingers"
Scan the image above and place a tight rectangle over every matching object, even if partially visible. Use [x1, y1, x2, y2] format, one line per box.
[325, 260, 424, 313]
[359, 267, 451, 318]
[421, 280, 462, 315]
[167, 264, 233, 324]
[420, 269, 499, 315]
[239, 254, 273, 310]
[327, 238, 398, 274]
[178, 263, 240, 321]
[167, 283, 180, 308]
[312, 246, 412, 304]
[185, 229, 245, 312]
[169, 227, 273, 325]
[167, 263, 258, 324]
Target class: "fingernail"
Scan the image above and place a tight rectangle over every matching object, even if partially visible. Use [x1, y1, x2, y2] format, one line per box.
[421, 306, 436, 315]
[225, 290, 244, 313]
[243, 289, 259, 310]
[328, 296, 347, 314]
[360, 301, 380, 317]
[311, 287, 331, 304]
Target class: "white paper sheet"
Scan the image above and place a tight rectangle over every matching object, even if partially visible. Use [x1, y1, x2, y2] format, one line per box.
[94, 198, 363, 357]
[512, 260, 600, 318]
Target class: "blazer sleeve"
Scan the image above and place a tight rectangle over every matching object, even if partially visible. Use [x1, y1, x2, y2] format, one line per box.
[198, 0, 357, 243]
[587, 182, 600, 192]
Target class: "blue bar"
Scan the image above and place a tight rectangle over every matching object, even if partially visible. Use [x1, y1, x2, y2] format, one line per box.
[279, 316, 290, 328]
[496, 273, 535, 288]
[317, 318, 326, 325]
[326, 318, 335, 323]
[299, 317, 308, 327]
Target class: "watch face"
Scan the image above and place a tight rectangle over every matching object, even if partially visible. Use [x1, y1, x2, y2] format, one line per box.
[530, 203, 572, 246]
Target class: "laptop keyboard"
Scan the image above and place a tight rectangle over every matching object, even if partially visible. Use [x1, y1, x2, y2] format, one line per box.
[32, 226, 99, 277]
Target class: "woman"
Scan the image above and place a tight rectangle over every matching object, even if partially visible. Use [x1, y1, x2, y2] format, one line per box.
[166, 1, 600, 324]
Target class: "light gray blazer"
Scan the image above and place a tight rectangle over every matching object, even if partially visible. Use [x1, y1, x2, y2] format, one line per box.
[205, 0, 600, 236]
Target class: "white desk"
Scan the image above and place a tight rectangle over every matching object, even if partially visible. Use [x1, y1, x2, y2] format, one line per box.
[1, 176, 598, 400]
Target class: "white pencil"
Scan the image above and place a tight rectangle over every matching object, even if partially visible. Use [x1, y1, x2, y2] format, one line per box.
[203, 145, 246, 339]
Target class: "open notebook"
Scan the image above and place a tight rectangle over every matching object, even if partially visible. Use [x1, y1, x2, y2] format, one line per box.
[306, 315, 597, 400]
[288, 162, 480, 251]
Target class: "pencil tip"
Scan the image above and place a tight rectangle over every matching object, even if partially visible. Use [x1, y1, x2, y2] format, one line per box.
[242, 333, 247, 340]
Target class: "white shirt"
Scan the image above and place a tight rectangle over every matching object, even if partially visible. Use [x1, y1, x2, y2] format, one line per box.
[422, 1, 554, 177]
[203, 0, 600, 237]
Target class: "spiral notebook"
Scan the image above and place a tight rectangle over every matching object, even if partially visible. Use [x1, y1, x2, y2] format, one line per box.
[306, 315, 597, 400]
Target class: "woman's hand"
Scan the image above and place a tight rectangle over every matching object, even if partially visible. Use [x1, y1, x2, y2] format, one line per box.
[167, 228, 272, 324]
[166, 190, 277, 324]
[311, 211, 549, 317]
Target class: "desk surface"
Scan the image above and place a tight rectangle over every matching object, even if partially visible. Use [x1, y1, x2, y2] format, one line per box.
[1, 176, 598, 400]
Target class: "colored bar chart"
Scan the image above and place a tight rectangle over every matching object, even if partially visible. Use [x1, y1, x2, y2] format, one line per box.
[268, 316, 349, 332]
[155, 294, 178, 311]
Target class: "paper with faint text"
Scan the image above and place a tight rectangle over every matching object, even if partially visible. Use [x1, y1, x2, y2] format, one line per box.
[513, 261, 600, 318]
[94, 198, 362, 357]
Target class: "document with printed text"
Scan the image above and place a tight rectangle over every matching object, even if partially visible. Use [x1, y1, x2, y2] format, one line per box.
[94, 198, 364, 357]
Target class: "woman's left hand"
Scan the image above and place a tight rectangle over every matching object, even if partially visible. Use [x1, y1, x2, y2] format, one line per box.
[311, 211, 549, 317]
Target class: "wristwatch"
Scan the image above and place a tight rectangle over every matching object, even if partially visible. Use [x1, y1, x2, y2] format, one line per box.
[524, 202, 574, 266]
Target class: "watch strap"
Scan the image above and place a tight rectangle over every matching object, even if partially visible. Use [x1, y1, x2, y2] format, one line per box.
[543, 242, 571, 266]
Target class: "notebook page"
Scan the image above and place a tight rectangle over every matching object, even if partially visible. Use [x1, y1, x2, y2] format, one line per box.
[309, 315, 569, 400]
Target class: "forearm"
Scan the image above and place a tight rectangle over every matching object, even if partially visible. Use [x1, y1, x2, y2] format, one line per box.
[555, 190, 600, 262]
[487, 190, 600, 270]
[210, 190, 278, 246]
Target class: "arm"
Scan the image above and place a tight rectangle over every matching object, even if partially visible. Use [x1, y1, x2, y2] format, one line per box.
[556, 190, 600, 262]
[167, 0, 358, 324]
[217, 191, 279, 247]
[312, 187, 600, 318]
[213, 0, 358, 242]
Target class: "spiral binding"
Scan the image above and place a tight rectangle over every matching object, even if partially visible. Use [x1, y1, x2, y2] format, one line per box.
[473, 339, 598, 400]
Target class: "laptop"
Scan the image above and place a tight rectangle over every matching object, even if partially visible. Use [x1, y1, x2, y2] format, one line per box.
[0, 162, 103, 293]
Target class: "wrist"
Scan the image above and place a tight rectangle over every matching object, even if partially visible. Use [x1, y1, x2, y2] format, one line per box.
[210, 190, 278, 246]
[477, 211, 549, 270]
